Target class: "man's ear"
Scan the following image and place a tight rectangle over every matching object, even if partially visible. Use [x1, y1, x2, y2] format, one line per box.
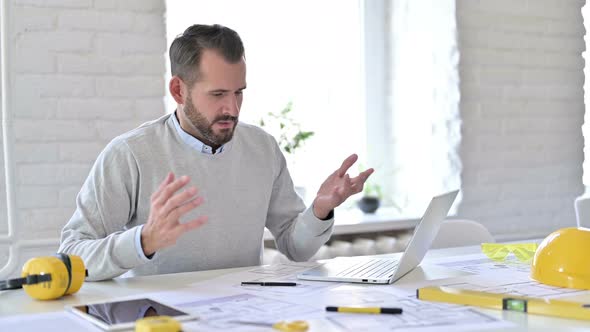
[169, 76, 185, 105]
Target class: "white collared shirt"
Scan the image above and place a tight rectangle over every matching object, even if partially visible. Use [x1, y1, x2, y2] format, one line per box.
[170, 111, 225, 154]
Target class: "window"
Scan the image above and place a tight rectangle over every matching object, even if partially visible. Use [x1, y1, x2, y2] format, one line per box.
[386, 0, 460, 217]
[166, 1, 460, 217]
[166, 0, 367, 204]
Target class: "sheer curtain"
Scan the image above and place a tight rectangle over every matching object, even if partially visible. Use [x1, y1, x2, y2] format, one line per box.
[387, 0, 461, 216]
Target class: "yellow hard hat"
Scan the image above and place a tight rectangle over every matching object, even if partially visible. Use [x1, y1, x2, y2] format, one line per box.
[530, 227, 590, 290]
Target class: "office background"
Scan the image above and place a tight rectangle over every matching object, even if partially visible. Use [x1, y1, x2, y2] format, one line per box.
[0, 0, 586, 278]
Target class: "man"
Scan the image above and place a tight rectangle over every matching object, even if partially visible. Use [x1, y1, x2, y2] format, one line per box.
[59, 24, 373, 281]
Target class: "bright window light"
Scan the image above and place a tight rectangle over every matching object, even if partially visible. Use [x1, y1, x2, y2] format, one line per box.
[166, 0, 366, 201]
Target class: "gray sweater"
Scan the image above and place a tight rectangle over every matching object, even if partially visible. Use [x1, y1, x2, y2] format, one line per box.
[59, 114, 334, 281]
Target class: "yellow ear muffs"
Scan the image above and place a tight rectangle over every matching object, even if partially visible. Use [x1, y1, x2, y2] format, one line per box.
[22, 256, 70, 300]
[0, 254, 87, 301]
[62, 254, 85, 295]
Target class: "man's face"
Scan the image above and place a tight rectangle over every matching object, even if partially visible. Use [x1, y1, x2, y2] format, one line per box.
[180, 50, 247, 147]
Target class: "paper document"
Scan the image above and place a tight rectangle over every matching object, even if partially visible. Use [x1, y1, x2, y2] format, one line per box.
[440, 274, 590, 299]
[176, 293, 319, 330]
[431, 253, 531, 276]
[319, 285, 512, 332]
[178, 263, 513, 331]
[429, 253, 590, 299]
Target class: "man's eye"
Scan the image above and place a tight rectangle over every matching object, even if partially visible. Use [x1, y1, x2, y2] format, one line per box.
[212, 92, 224, 97]
[235, 91, 243, 96]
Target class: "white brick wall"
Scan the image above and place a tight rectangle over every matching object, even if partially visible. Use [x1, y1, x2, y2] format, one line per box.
[456, 0, 585, 240]
[0, 0, 166, 277]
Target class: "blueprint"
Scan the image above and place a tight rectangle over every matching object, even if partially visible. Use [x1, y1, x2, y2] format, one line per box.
[176, 293, 320, 330]
[431, 253, 532, 275]
[168, 263, 513, 331]
[430, 253, 590, 299]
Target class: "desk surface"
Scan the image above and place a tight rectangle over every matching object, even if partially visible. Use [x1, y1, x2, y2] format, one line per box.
[2, 246, 590, 331]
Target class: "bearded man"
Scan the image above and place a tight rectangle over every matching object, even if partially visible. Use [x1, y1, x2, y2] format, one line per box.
[59, 24, 373, 281]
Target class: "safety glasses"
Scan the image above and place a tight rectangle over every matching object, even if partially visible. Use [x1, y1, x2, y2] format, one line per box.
[481, 243, 539, 262]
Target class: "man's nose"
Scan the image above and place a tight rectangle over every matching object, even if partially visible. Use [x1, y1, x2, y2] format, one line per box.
[223, 95, 240, 116]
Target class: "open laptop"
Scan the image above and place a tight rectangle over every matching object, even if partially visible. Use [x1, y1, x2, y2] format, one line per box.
[297, 190, 459, 284]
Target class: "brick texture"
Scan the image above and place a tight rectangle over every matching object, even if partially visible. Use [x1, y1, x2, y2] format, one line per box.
[456, 0, 585, 240]
[1, 0, 166, 278]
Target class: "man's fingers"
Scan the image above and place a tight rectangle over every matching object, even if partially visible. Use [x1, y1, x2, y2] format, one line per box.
[159, 215, 208, 248]
[154, 175, 191, 207]
[350, 168, 375, 194]
[162, 187, 199, 217]
[168, 196, 204, 221]
[353, 168, 375, 184]
[336, 154, 358, 177]
[151, 172, 175, 202]
[342, 174, 355, 197]
[343, 174, 352, 188]
[157, 172, 175, 192]
[165, 172, 175, 185]
[178, 215, 208, 234]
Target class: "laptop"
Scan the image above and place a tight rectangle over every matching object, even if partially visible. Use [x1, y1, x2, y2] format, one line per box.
[297, 190, 459, 284]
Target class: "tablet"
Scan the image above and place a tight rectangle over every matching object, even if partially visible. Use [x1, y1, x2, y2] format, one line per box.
[66, 298, 197, 331]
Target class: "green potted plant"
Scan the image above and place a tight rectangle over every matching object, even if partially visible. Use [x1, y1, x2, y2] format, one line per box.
[358, 182, 382, 213]
[258, 101, 314, 154]
[258, 102, 314, 199]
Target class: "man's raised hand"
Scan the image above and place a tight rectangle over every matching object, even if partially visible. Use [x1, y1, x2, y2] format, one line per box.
[140, 172, 207, 256]
[312, 154, 374, 219]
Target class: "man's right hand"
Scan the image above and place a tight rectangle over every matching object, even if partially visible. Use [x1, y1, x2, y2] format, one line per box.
[140, 172, 207, 257]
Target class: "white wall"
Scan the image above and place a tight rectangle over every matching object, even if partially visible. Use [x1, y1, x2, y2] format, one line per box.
[1, 0, 167, 277]
[456, 0, 586, 240]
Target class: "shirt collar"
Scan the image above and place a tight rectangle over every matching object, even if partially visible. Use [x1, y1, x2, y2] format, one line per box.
[172, 111, 224, 155]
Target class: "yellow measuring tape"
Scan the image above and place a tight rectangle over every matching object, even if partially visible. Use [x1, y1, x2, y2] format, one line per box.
[135, 316, 182, 332]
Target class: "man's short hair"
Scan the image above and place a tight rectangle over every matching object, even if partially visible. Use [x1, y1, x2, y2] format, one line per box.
[169, 24, 245, 86]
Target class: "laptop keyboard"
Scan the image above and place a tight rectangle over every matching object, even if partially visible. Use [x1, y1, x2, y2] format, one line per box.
[336, 258, 398, 279]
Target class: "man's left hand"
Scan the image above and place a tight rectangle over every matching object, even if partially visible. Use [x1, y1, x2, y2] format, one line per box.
[312, 154, 374, 219]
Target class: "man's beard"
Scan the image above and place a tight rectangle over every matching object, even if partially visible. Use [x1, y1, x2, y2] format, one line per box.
[183, 95, 238, 147]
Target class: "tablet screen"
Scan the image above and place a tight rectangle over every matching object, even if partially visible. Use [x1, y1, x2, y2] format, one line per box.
[71, 298, 189, 326]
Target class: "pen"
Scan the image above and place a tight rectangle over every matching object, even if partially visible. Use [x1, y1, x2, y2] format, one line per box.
[326, 306, 403, 314]
[240, 282, 297, 286]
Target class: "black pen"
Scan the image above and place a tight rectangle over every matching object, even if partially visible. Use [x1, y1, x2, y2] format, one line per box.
[241, 282, 297, 286]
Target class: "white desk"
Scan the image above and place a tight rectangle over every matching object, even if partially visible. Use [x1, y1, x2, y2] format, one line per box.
[2, 246, 590, 331]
